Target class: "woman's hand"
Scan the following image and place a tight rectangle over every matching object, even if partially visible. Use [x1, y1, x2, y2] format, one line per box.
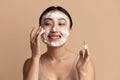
[76, 42, 90, 77]
[30, 27, 43, 59]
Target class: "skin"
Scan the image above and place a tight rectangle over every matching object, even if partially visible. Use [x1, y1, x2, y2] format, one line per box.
[23, 11, 95, 80]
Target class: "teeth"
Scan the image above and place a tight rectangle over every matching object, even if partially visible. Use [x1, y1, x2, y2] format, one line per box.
[48, 35, 61, 39]
[50, 36, 59, 39]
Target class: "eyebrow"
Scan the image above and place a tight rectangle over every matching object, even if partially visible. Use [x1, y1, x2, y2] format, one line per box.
[44, 18, 67, 21]
[43, 18, 53, 21]
[58, 18, 66, 21]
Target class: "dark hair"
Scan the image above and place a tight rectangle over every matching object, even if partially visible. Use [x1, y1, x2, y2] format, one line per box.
[39, 6, 73, 29]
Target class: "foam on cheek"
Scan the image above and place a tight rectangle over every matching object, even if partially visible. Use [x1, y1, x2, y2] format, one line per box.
[41, 29, 49, 43]
[58, 29, 70, 45]
[61, 29, 70, 38]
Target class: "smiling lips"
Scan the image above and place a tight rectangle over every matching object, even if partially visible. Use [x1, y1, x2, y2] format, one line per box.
[48, 34, 61, 40]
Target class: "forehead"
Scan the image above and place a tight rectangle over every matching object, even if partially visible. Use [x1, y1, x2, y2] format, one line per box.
[43, 18, 66, 22]
[42, 11, 69, 20]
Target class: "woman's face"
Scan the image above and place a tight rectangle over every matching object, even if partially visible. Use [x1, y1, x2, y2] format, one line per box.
[41, 10, 71, 47]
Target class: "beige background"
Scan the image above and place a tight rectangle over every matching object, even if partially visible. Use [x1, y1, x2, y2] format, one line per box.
[0, 0, 120, 80]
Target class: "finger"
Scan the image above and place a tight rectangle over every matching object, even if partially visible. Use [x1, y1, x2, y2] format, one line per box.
[41, 30, 48, 43]
[76, 50, 83, 66]
[32, 27, 41, 41]
[79, 50, 84, 60]
[38, 26, 45, 36]
[35, 27, 44, 42]
[35, 27, 41, 37]
[82, 41, 90, 66]
[83, 41, 90, 60]
[39, 26, 45, 35]
[82, 49, 90, 67]
[30, 27, 35, 41]
[84, 49, 89, 62]
[84, 45, 90, 60]
[36, 27, 43, 41]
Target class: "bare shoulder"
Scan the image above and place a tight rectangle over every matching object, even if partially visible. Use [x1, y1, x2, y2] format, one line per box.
[23, 58, 31, 77]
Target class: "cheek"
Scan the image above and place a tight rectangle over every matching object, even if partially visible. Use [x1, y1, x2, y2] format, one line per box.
[60, 28, 70, 36]
[41, 26, 51, 32]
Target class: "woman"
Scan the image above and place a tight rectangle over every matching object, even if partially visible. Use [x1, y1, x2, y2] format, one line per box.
[23, 6, 95, 80]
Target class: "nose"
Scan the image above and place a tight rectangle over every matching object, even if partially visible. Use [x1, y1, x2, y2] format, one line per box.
[52, 27, 57, 31]
[50, 26, 57, 33]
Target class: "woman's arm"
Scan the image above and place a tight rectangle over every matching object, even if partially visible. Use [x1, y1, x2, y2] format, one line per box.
[76, 43, 95, 80]
[23, 57, 40, 80]
[23, 27, 43, 80]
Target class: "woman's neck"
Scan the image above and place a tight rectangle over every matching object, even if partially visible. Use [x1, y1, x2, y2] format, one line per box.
[46, 45, 68, 61]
